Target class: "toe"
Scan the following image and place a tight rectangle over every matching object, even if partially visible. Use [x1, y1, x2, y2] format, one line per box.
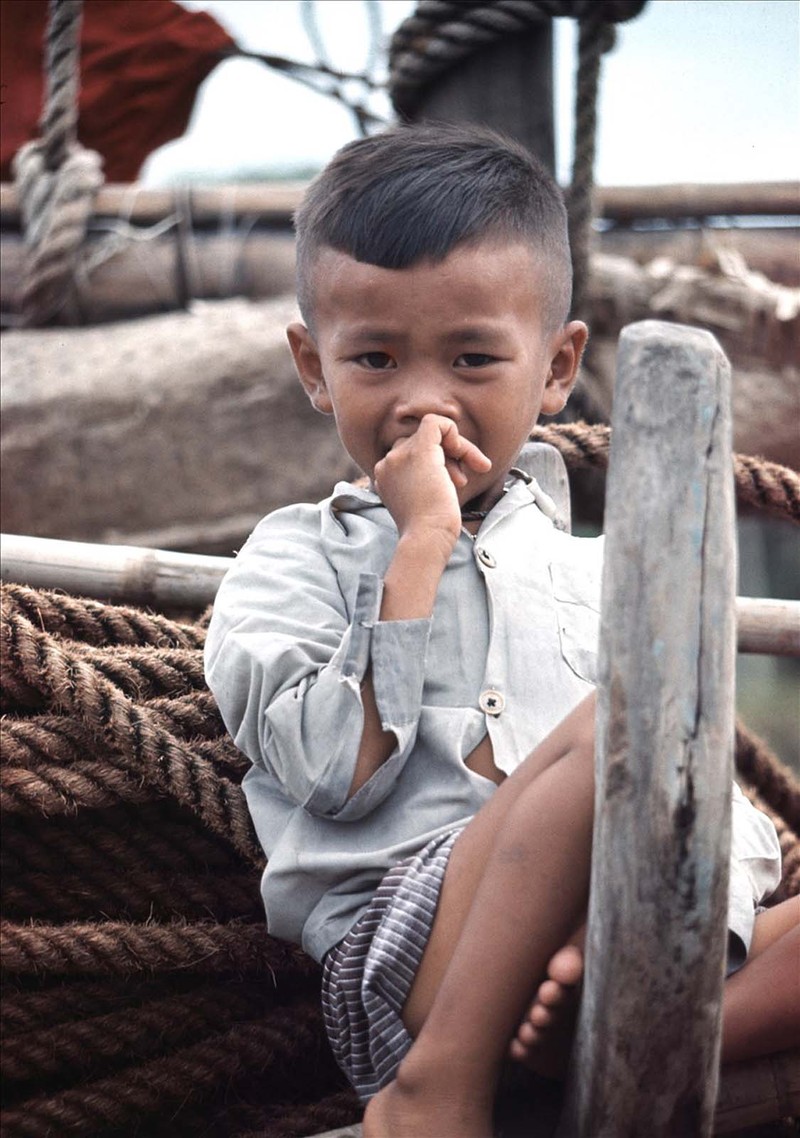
[538, 979, 567, 1008]
[547, 945, 583, 987]
[529, 1003, 553, 1029]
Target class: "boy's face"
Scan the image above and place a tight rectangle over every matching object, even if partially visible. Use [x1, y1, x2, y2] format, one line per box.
[288, 239, 587, 509]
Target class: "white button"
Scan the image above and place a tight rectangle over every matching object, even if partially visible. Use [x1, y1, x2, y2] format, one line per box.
[476, 547, 496, 568]
[479, 689, 505, 716]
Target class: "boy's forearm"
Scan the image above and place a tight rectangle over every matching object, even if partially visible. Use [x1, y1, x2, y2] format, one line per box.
[347, 533, 452, 799]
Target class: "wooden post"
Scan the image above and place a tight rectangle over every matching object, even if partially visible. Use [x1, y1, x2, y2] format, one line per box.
[408, 27, 555, 172]
[564, 321, 736, 1136]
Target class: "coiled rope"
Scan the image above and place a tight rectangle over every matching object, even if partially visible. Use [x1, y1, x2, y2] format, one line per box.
[2, 567, 798, 1137]
[389, 0, 648, 319]
[0, 580, 361, 1136]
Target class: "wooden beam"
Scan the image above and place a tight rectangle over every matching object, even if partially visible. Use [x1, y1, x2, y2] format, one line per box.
[1, 534, 797, 655]
[564, 321, 736, 1136]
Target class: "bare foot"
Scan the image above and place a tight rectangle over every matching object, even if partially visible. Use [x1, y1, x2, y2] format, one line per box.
[508, 944, 583, 1079]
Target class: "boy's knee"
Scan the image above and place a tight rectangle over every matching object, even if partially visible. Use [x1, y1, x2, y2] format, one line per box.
[567, 694, 597, 756]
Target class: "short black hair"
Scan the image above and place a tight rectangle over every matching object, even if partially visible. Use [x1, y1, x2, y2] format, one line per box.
[294, 122, 572, 332]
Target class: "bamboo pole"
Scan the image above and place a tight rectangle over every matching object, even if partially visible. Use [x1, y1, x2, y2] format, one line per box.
[1, 533, 798, 654]
[563, 321, 736, 1136]
[1, 181, 797, 227]
[0, 533, 231, 609]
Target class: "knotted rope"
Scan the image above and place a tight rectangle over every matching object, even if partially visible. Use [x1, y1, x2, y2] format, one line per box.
[11, 0, 104, 328]
[389, 0, 647, 319]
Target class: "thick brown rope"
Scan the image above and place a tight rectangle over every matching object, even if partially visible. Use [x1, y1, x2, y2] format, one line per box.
[3, 985, 273, 1084]
[145, 689, 229, 741]
[0, 920, 314, 979]
[0, 976, 273, 1036]
[2, 759, 151, 816]
[5, 867, 261, 924]
[233, 1090, 361, 1138]
[735, 721, 800, 832]
[0, 598, 260, 865]
[2, 716, 102, 769]
[3, 805, 239, 880]
[2, 581, 205, 649]
[0, 710, 245, 787]
[2, 614, 207, 709]
[531, 422, 800, 523]
[0, 1005, 331, 1137]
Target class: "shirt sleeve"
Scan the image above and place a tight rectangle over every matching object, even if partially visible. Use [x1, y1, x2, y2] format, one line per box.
[204, 504, 432, 820]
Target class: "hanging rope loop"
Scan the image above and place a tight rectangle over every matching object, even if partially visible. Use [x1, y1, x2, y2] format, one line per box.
[11, 0, 104, 328]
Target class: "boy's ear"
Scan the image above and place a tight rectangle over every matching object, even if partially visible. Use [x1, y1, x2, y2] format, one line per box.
[540, 320, 589, 416]
[286, 322, 334, 415]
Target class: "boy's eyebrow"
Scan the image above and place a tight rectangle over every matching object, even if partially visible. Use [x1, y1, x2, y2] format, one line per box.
[336, 325, 508, 347]
[337, 328, 403, 345]
[442, 326, 505, 344]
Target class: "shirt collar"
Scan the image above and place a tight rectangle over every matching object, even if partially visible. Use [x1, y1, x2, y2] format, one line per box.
[329, 468, 548, 529]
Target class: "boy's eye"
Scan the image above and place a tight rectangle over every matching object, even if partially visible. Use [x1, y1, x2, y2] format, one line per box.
[355, 352, 395, 370]
[454, 353, 497, 368]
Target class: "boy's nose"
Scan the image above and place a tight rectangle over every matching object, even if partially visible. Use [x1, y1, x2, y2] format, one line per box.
[393, 374, 459, 425]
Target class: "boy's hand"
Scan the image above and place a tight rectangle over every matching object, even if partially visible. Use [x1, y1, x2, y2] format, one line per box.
[373, 414, 492, 552]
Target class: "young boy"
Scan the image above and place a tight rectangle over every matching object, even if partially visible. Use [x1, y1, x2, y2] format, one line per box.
[205, 124, 796, 1137]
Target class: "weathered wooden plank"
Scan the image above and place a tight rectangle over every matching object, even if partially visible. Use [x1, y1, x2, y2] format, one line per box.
[563, 320, 737, 1136]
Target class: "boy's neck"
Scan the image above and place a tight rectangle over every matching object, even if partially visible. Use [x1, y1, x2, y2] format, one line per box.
[460, 481, 509, 522]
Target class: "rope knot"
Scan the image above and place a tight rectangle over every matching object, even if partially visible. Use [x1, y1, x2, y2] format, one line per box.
[12, 140, 104, 327]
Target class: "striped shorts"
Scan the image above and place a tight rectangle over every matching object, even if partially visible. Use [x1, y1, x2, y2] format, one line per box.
[320, 827, 463, 1101]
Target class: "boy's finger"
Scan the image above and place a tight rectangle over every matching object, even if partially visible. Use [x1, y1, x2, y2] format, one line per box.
[444, 457, 469, 488]
[441, 427, 492, 472]
[423, 415, 492, 471]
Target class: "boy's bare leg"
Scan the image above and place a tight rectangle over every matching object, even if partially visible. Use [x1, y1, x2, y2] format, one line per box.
[721, 897, 800, 1065]
[364, 695, 596, 1138]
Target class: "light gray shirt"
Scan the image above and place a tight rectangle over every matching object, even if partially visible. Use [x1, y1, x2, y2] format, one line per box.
[205, 472, 780, 963]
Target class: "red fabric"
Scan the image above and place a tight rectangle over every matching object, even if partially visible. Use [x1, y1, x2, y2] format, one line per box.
[1, 0, 235, 182]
